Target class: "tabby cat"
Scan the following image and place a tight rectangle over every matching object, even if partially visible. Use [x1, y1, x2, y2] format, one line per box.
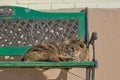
[21, 42, 72, 62]
[21, 38, 89, 62]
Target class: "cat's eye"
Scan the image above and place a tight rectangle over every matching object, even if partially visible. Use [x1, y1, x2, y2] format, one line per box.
[80, 44, 84, 48]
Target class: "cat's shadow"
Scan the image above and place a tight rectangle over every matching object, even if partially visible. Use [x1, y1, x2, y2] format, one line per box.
[0, 68, 67, 80]
[0, 68, 47, 80]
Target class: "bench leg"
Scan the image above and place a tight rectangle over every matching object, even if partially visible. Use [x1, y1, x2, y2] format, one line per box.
[56, 69, 67, 80]
[91, 68, 95, 80]
[86, 68, 91, 80]
[86, 67, 95, 80]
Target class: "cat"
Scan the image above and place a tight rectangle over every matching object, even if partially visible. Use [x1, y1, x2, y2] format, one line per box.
[21, 42, 72, 62]
[21, 38, 89, 62]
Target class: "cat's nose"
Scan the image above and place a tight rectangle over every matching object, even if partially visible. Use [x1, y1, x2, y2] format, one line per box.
[71, 47, 74, 52]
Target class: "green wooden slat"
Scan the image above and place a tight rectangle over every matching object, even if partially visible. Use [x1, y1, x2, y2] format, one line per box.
[78, 13, 86, 39]
[0, 61, 94, 67]
[0, 46, 31, 56]
[0, 6, 85, 19]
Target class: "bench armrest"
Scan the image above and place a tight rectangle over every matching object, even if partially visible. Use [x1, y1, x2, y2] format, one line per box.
[87, 32, 98, 68]
[88, 32, 98, 45]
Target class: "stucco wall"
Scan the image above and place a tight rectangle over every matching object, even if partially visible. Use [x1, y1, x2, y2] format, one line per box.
[89, 8, 120, 80]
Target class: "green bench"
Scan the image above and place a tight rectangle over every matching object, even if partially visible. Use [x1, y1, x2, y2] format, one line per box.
[0, 6, 98, 80]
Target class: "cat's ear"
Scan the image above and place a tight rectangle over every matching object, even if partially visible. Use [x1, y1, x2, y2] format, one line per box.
[78, 38, 86, 48]
[64, 38, 72, 45]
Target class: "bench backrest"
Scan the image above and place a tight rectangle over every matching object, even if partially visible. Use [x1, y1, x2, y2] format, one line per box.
[0, 6, 88, 56]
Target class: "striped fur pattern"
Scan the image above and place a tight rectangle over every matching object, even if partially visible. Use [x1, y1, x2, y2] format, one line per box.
[21, 38, 89, 62]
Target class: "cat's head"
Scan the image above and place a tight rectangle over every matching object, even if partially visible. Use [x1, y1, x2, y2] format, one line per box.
[64, 38, 88, 60]
[64, 38, 86, 49]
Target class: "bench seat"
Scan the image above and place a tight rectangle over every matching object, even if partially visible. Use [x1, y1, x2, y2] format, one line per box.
[0, 46, 95, 68]
[0, 61, 94, 68]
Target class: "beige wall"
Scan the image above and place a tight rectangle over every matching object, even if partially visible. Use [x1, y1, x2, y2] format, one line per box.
[89, 8, 120, 80]
[0, 8, 120, 80]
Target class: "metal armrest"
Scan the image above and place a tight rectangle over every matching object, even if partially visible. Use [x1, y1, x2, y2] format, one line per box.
[87, 32, 98, 68]
[88, 32, 98, 46]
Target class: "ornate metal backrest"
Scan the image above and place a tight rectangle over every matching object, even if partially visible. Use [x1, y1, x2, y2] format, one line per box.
[0, 6, 88, 47]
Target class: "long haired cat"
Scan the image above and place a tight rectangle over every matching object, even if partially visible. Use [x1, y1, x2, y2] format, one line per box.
[21, 38, 89, 62]
[21, 42, 72, 62]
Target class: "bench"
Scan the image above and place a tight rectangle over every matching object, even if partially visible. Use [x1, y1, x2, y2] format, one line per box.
[0, 6, 98, 80]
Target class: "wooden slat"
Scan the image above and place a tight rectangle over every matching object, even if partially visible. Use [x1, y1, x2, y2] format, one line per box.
[0, 46, 31, 56]
[0, 61, 95, 68]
